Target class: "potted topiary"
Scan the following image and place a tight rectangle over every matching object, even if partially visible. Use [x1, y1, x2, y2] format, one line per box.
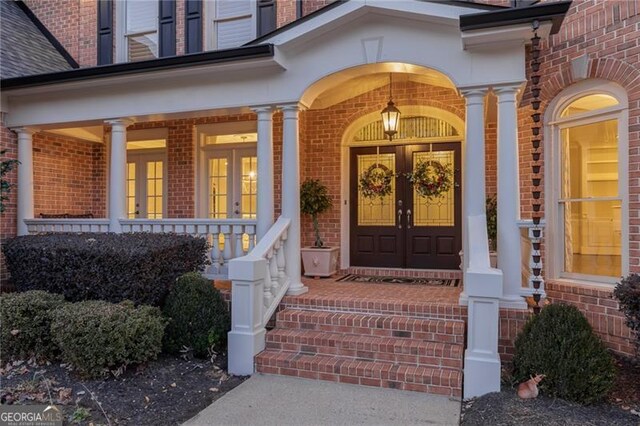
[300, 179, 338, 277]
[486, 195, 498, 268]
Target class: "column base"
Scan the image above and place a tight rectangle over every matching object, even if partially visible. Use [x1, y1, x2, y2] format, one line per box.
[227, 328, 266, 376]
[499, 294, 528, 310]
[458, 292, 469, 306]
[286, 280, 309, 296]
[464, 352, 501, 399]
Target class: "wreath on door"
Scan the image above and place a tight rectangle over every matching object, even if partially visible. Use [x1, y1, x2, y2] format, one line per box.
[359, 163, 395, 199]
[406, 160, 455, 200]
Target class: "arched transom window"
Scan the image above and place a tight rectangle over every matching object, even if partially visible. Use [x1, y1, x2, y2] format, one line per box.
[354, 116, 458, 143]
[548, 84, 628, 282]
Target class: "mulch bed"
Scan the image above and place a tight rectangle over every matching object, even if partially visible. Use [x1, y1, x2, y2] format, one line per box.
[462, 355, 640, 426]
[0, 354, 247, 425]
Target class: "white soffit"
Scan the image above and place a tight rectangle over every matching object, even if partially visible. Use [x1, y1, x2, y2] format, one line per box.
[46, 126, 104, 143]
[461, 21, 553, 51]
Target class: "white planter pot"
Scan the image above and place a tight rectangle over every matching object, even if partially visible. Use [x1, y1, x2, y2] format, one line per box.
[301, 247, 339, 277]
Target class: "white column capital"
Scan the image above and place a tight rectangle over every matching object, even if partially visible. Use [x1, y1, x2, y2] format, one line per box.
[493, 84, 522, 100]
[278, 103, 307, 116]
[105, 118, 135, 129]
[251, 105, 275, 116]
[11, 127, 38, 136]
[459, 87, 489, 101]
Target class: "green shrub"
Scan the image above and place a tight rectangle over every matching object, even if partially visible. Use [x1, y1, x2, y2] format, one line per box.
[614, 273, 640, 356]
[163, 272, 230, 358]
[512, 303, 615, 405]
[51, 300, 165, 378]
[2, 233, 209, 306]
[0, 291, 66, 361]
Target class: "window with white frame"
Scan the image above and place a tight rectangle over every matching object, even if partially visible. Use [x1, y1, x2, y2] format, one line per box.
[118, 0, 159, 62]
[205, 0, 256, 50]
[547, 82, 628, 282]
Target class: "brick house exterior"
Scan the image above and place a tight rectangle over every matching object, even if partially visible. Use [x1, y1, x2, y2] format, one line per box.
[1, 0, 638, 397]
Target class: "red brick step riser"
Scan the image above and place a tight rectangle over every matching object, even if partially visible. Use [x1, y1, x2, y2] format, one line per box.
[256, 351, 462, 398]
[265, 330, 463, 369]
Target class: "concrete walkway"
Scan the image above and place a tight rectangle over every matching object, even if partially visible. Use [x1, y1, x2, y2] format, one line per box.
[184, 374, 461, 426]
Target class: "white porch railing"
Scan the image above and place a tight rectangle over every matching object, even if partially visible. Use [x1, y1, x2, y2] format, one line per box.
[23, 217, 257, 278]
[518, 220, 546, 298]
[25, 218, 110, 233]
[227, 216, 291, 375]
[463, 214, 503, 399]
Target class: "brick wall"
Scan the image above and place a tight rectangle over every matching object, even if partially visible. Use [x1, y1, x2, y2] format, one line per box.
[32, 133, 104, 217]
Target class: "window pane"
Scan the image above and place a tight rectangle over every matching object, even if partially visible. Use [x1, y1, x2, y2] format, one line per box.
[357, 153, 396, 226]
[126, 162, 136, 218]
[204, 133, 257, 145]
[561, 94, 618, 118]
[241, 156, 257, 219]
[209, 158, 228, 218]
[128, 33, 158, 62]
[561, 120, 618, 199]
[126, 0, 157, 33]
[412, 150, 455, 227]
[562, 200, 621, 277]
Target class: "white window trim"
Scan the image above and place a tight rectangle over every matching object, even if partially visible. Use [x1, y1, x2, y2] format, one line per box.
[115, 0, 159, 63]
[544, 79, 629, 285]
[203, 0, 258, 51]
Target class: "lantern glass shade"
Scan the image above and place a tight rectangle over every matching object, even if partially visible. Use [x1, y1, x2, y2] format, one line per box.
[381, 100, 401, 140]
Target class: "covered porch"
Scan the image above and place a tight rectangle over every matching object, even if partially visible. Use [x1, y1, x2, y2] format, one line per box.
[2, 0, 565, 399]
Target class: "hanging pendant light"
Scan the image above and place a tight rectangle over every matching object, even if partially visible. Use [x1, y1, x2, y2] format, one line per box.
[381, 73, 401, 141]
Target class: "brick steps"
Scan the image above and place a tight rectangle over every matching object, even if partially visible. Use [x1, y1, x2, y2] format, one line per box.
[266, 329, 463, 369]
[256, 351, 462, 397]
[256, 308, 465, 398]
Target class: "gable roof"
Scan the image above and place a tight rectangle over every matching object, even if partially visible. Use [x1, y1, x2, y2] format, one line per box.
[0, 0, 77, 80]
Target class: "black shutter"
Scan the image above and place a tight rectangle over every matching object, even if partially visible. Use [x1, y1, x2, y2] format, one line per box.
[159, 0, 176, 57]
[296, 0, 303, 19]
[257, 0, 277, 37]
[185, 0, 203, 54]
[97, 0, 113, 65]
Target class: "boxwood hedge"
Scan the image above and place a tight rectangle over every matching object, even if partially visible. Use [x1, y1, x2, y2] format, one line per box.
[2, 233, 209, 306]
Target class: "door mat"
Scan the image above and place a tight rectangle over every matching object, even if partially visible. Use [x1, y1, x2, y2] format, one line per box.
[336, 274, 461, 287]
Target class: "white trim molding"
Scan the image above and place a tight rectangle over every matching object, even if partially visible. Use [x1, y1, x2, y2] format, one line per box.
[544, 79, 629, 285]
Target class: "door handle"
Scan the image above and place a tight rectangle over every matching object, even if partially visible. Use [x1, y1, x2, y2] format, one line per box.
[397, 209, 403, 229]
[407, 209, 412, 229]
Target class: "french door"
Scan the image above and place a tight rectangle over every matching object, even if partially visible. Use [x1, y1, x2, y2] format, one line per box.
[126, 151, 166, 219]
[350, 143, 462, 269]
[206, 147, 258, 219]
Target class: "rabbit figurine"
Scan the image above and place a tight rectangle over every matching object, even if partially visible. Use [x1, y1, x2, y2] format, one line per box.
[517, 374, 546, 399]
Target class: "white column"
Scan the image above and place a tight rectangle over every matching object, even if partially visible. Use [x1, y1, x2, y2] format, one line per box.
[253, 106, 274, 241]
[279, 104, 308, 295]
[14, 127, 37, 236]
[459, 88, 488, 305]
[106, 119, 132, 233]
[495, 85, 527, 309]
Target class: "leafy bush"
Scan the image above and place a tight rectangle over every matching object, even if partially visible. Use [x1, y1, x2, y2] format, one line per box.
[0, 291, 66, 361]
[3, 233, 209, 306]
[512, 303, 615, 404]
[163, 272, 230, 358]
[614, 273, 640, 355]
[51, 300, 165, 378]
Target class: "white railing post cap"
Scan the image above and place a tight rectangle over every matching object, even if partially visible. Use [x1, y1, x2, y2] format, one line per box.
[229, 256, 267, 281]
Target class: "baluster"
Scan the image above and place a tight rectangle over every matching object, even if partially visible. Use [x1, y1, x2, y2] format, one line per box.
[210, 225, 221, 274]
[233, 225, 245, 259]
[221, 225, 232, 273]
[246, 225, 256, 253]
[275, 238, 286, 284]
[270, 250, 280, 297]
[263, 249, 274, 308]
